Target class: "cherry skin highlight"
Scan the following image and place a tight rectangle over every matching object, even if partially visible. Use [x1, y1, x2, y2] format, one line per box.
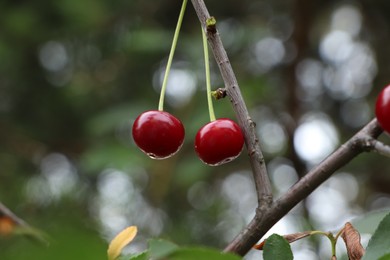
[132, 110, 185, 159]
[376, 84, 390, 134]
[195, 118, 244, 166]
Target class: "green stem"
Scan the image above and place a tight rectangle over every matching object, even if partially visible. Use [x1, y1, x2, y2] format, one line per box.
[158, 0, 187, 111]
[202, 26, 216, 121]
[310, 231, 337, 259]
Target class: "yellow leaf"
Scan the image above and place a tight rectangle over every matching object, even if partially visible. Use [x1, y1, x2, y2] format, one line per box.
[107, 226, 138, 260]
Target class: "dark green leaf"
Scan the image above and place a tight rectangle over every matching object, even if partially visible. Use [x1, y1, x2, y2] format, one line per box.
[263, 234, 293, 260]
[362, 213, 390, 260]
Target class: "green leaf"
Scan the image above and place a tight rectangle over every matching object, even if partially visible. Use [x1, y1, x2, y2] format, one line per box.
[263, 234, 293, 260]
[126, 251, 148, 260]
[379, 254, 390, 260]
[362, 213, 390, 260]
[148, 239, 179, 259]
[168, 247, 241, 260]
[351, 209, 390, 234]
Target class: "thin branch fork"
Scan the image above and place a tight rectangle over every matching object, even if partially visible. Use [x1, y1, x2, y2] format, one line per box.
[190, 0, 385, 257]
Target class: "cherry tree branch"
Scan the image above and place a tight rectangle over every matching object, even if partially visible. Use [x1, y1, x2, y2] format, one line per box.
[0, 201, 28, 227]
[276, 119, 382, 214]
[224, 119, 383, 255]
[190, 0, 385, 256]
[0, 201, 49, 245]
[190, 0, 273, 209]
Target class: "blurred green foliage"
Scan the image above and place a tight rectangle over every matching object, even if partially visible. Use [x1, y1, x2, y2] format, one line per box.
[2, 0, 390, 259]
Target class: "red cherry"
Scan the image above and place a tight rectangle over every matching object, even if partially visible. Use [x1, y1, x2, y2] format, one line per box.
[376, 84, 390, 133]
[132, 110, 185, 159]
[195, 118, 244, 166]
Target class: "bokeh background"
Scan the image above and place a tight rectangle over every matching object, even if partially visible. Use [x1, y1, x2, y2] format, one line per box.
[2, 0, 390, 259]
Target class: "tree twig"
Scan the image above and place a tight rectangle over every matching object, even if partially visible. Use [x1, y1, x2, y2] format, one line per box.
[0, 201, 49, 245]
[276, 119, 382, 215]
[190, 0, 273, 209]
[0, 201, 28, 227]
[224, 119, 382, 255]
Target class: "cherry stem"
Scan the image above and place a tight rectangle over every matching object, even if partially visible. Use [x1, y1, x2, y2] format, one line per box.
[158, 0, 187, 111]
[202, 26, 216, 122]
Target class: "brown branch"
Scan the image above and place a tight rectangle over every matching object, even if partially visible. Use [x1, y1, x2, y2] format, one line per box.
[276, 119, 381, 213]
[191, 0, 273, 209]
[0, 202, 49, 245]
[190, 0, 385, 257]
[224, 119, 382, 255]
[0, 202, 28, 227]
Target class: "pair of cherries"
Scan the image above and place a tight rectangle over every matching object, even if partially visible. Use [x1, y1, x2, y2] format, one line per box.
[132, 82, 390, 165]
[132, 110, 244, 166]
